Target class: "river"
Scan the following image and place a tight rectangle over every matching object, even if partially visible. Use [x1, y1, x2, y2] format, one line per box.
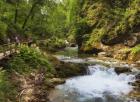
[49, 47, 139, 102]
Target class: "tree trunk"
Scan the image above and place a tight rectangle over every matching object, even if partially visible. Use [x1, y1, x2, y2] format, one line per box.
[22, 2, 37, 29]
[14, 0, 19, 24]
[14, 3, 18, 24]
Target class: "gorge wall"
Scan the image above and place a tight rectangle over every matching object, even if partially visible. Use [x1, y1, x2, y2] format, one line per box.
[76, 0, 140, 61]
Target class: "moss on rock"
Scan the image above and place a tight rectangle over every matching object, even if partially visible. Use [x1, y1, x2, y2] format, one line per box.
[76, 0, 140, 53]
[129, 44, 140, 61]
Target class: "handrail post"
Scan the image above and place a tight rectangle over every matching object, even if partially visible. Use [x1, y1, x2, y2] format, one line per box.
[3, 46, 6, 57]
[9, 43, 11, 54]
[0, 39, 47, 59]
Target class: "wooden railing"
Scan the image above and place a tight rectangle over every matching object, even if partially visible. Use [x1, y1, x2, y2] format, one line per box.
[0, 42, 26, 59]
[0, 40, 47, 59]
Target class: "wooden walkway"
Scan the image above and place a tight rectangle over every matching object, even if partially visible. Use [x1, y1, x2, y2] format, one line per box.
[0, 51, 12, 60]
[0, 43, 22, 60]
[0, 40, 47, 60]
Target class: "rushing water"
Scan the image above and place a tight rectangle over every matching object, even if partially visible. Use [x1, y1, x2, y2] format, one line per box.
[49, 65, 136, 102]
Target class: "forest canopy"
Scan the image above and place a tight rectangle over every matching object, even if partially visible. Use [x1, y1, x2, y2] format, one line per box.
[0, 0, 81, 44]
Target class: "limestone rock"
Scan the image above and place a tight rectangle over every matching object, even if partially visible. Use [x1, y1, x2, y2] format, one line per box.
[49, 78, 65, 85]
[98, 52, 109, 57]
[114, 66, 131, 74]
[124, 33, 140, 47]
[114, 49, 130, 60]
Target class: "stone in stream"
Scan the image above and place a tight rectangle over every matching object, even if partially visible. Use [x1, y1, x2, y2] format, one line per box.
[49, 78, 65, 85]
[114, 66, 132, 74]
[55, 61, 87, 78]
[70, 43, 77, 47]
[136, 73, 140, 79]
[129, 73, 140, 101]
[135, 73, 140, 89]
[135, 61, 140, 67]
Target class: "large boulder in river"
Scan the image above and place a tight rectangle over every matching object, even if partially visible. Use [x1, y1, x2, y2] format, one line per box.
[55, 61, 87, 78]
[114, 66, 132, 74]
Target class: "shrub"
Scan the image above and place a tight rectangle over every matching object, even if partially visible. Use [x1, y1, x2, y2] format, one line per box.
[7, 45, 53, 74]
[0, 68, 17, 102]
[0, 21, 7, 43]
[131, 44, 140, 55]
[38, 37, 66, 52]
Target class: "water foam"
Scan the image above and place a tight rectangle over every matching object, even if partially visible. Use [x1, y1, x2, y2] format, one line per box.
[57, 65, 135, 99]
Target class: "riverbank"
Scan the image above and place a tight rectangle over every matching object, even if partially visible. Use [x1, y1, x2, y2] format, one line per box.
[49, 53, 140, 102]
[0, 45, 140, 102]
[48, 64, 139, 102]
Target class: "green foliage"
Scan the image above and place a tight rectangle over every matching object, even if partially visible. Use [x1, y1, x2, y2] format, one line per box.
[76, 0, 140, 50]
[39, 37, 66, 52]
[0, 69, 17, 102]
[0, 21, 7, 42]
[0, 0, 80, 44]
[8, 45, 52, 74]
[131, 44, 140, 55]
[8, 56, 31, 74]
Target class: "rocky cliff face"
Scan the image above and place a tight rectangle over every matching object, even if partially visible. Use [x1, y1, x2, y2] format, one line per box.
[76, 0, 140, 61]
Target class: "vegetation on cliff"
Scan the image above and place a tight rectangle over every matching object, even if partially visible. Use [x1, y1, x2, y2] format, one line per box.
[0, 0, 140, 101]
[73, 0, 140, 60]
[0, 45, 54, 101]
[76, 0, 140, 52]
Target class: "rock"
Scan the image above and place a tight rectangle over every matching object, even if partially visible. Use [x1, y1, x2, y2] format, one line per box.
[114, 49, 130, 60]
[124, 32, 140, 47]
[84, 48, 103, 55]
[98, 52, 107, 57]
[55, 62, 87, 78]
[49, 78, 65, 85]
[94, 97, 104, 102]
[129, 53, 140, 61]
[130, 81, 140, 87]
[136, 60, 140, 64]
[101, 34, 124, 45]
[131, 73, 140, 95]
[114, 66, 132, 74]
[70, 43, 77, 47]
[98, 52, 112, 57]
[136, 73, 140, 79]
[124, 36, 137, 47]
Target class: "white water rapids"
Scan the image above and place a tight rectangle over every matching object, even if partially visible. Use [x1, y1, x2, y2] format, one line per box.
[49, 65, 136, 102]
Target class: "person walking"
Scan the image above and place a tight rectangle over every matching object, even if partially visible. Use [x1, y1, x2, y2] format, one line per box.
[15, 36, 20, 46]
[7, 38, 12, 54]
[15, 36, 20, 52]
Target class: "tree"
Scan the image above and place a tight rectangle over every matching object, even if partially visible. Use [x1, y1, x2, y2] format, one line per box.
[22, 0, 47, 29]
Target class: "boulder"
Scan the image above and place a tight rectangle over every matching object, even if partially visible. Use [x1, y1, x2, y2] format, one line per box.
[82, 48, 103, 55]
[98, 52, 108, 57]
[101, 34, 124, 45]
[114, 66, 131, 74]
[131, 73, 140, 91]
[55, 62, 87, 78]
[70, 43, 77, 47]
[114, 49, 130, 60]
[136, 73, 140, 79]
[124, 33, 140, 47]
[134, 61, 140, 68]
[49, 78, 65, 85]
